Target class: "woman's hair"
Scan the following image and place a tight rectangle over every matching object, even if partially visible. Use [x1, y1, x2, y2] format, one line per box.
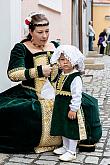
[21, 13, 49, 43]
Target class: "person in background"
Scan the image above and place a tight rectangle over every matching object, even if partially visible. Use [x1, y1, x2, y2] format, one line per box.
[97, 28, 107, 55]
[0, 12, 61, 153]
[88, 21, 95, 51]
[50, 45, 86, 162]
[105, 27, 110, 56]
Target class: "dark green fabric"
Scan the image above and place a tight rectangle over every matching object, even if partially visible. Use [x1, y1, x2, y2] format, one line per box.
[0, 43, 54, 153]
[81, 92, 102, 143]
[50, 95, 80, 139]
[24, 69, 31, 79]
[37, 65, 44, 77]
[50, 72, 81, 140]
[0, 84, 42, 153]
[50, 72, 102, 144]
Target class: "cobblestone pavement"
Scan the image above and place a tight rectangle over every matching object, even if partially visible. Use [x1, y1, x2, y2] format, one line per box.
[0, 55, 110, 165]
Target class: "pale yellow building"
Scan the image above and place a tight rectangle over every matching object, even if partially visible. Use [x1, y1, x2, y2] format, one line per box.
[93, 0, 110, 48]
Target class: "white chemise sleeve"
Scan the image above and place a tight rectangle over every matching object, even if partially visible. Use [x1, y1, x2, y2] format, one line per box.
[69, 76, 82, 112]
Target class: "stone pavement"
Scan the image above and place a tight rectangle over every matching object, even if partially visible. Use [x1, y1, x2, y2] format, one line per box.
[0, 55, 110, 165]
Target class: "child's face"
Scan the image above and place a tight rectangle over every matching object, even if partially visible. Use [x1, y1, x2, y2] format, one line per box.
[58, 54, 74, 73]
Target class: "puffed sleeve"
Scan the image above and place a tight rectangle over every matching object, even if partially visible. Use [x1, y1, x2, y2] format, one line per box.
[8, 43, 26, 71]
[7, 43, 37, 82]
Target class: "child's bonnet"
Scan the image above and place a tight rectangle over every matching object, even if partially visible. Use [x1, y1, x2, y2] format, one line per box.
[51, 45, 85, 72]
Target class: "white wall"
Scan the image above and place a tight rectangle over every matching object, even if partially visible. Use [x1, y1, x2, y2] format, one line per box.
[72, 0, 79, 48]
[21, 0, 72, 45]
[82, 5, 88, 56]
[0, 0, 21, 92]
[0, 1, 11, 92]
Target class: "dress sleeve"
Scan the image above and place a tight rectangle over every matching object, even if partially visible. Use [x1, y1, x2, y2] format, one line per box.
[7, 43, 37, 82]
[69, 76, 82, 112]
[8, 43, 26, 71]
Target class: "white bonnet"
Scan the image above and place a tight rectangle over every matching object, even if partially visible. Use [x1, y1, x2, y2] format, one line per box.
[50, 45, 85, 72]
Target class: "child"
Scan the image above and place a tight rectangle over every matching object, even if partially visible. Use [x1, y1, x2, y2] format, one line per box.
[50, 45, 87, 162]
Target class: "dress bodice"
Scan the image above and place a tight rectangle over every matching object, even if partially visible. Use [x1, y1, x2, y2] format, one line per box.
[7, 43, 55, 99]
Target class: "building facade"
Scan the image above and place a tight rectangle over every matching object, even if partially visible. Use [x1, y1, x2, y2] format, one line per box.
[93, 0, 110, 47]
[0, 0, 92, 91]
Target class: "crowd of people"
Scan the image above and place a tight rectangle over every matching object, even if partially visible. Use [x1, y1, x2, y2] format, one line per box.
[0, 13, 102, 162]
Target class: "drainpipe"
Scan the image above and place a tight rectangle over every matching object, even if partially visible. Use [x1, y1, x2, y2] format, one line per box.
[91, 0, 93, 22]
[78, 0, 83, 53]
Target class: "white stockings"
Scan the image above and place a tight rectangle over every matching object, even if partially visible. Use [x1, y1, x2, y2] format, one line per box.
[62, 136, 78, 152]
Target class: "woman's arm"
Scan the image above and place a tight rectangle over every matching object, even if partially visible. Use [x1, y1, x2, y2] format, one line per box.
[7, 43, 52, 82]
[7, 43, 37, 82]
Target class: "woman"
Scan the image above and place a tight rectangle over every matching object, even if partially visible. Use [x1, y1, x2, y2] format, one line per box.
[0, 12, 61, 153]
[97, 29, 107, 54]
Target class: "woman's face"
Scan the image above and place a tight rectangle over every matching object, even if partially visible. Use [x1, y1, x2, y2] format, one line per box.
[30, 21, 49, 46]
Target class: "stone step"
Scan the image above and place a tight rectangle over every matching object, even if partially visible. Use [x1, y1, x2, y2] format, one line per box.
[87, 53, 103, 58]
[82, 75, 93, 83]
[84, 58, 95, 64]
[88, 50, 98, 54]
[85, 63, 104, 70]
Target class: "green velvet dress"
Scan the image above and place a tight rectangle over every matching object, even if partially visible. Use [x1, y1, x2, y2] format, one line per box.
[0, 43, 55, 153]
[50, 72, 83, 140]
[50, 72, 102, 152]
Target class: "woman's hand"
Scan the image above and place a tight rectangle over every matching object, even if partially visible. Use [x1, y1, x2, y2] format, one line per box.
[42, 65, 52, 77]
[68, 110, 77, 120]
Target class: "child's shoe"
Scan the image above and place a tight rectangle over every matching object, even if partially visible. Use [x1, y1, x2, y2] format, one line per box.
[53, 146, 67, 155]
[59, 150, 76, 161]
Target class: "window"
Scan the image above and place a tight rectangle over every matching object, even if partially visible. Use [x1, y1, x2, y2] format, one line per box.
[38, 0, 62, 13]
[105, 15, 110, 21]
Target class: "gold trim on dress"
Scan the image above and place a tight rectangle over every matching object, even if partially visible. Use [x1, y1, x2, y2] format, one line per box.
[33, 54, 49, 95]
[34, 99, 61, 153]
[78, 144, 96, 147]
[56, 90, 71, 96]
[56, 74, 87, 140]
[33, 52, 61, 153]
[8, 67, 26, 81]
[21, 84, 36, 91]
[77, 108, 87, 140]
[8, 67, 25, 74]
[51, 64, 59, 82]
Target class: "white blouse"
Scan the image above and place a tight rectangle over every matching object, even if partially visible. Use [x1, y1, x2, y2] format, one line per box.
[62, 70, 82, 112]
[69, 76, 82, 112]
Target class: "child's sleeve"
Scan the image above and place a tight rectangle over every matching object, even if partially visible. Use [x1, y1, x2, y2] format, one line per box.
[69, 76, 82, 112]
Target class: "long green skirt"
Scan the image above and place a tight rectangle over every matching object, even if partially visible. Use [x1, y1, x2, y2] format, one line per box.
[0, 84, 42, 153]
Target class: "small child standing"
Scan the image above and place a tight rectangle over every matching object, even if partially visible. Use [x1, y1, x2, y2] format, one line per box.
[50, 45, 87, 162]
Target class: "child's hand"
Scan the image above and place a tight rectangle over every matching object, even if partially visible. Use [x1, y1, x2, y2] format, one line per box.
[68, 110, 76, 120]
[42, 65, 52, 77]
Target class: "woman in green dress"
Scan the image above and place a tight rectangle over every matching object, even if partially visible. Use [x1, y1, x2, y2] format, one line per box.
[0, 12, 61, 153]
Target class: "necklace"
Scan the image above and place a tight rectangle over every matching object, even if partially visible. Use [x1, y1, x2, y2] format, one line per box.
[31, 41, 44, 51]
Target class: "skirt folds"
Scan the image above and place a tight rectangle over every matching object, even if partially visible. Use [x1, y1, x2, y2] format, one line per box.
[0, 84, 42, 153]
